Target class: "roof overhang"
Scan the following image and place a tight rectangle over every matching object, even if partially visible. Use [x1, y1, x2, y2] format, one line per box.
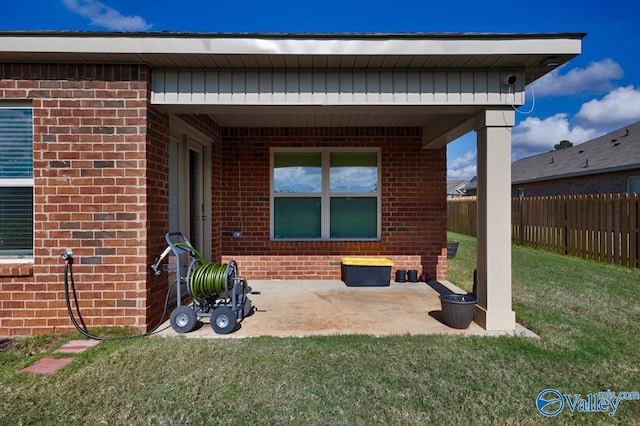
[0, 31, 585, 143]
[0, 31, 585, 80]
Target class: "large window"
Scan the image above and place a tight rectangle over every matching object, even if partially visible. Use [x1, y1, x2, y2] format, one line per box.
[271, 149, 380, 240]
[0, 105, 33, 258]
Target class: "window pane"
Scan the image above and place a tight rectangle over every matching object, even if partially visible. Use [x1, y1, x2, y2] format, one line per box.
[630, 177, 640, 194]
[274, 197, 321, 239]
[330, 152, 377, 193]
[0, 187, 33, 255]
[0, 108, 33, 178]
[274, 152, 321, 193]
[330, 197, 377, 238]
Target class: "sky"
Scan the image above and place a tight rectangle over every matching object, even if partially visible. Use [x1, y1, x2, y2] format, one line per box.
[2, 0, 640, 180]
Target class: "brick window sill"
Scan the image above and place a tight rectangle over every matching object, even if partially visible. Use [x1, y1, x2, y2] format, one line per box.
[0, 263, 34, 277]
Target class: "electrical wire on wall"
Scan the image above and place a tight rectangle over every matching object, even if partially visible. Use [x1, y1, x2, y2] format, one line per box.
[512, 83, 536, 115]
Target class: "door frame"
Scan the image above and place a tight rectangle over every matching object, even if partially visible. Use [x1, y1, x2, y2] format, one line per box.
[169, 116, 212, 260]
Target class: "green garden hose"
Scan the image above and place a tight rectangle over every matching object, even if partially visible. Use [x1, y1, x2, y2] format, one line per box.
[175, 242, 232, 302]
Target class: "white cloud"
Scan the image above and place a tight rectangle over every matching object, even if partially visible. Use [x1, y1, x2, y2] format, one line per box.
[62, 0, 152, 31]
[575, 85, 640, 129]
[511, 113, 602, 160]
[532, 58, 623, 97]
[447, 151, 476, 180]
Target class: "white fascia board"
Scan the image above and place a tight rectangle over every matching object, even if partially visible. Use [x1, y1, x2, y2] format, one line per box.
[1, 35, 582, 57]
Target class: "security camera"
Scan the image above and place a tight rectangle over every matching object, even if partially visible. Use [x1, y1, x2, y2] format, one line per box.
[503, 74, 517, 86]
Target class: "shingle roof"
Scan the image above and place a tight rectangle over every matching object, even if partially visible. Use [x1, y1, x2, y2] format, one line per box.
[447, 180, 469, 196]
[512, 120, 640, 184]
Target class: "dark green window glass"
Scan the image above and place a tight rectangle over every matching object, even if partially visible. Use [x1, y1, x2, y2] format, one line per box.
[274, 197, 321, 239]
[0, 187, 33, 255]
[330, 197, 377, 238]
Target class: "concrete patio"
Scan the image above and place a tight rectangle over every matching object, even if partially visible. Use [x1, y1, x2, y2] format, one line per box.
[154, 280, 536, 339]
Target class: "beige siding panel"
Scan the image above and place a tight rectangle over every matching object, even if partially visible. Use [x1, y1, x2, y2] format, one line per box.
[178, 71, 192, 103]
[151, 69, 525, 106]
[258, 72, 272, 103]
[419, 72, 435, 104]
[325, 71, 340, 104]
[353, 71, 367, 103]
[156, 70, 176, 103]
[245, 71, 260, 103]
[271, 71, 286, 103]
[473, 72, 489, 104]
[191, 71, 206, 103]
[406, 71, 421, 104]
[486, 71, 503, 104]
[434, 71, 448, 104]
[460, 71, 475, 104]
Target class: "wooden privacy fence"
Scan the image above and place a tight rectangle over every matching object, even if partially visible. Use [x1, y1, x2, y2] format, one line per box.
[448, 194, 640, 268]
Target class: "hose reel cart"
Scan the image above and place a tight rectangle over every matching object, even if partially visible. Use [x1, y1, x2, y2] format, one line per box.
[151, 231, 253, 334]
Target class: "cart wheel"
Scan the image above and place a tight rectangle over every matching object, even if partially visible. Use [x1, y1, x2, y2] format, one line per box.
[211, 307, 237, 334]
[170, 306, 197, 333]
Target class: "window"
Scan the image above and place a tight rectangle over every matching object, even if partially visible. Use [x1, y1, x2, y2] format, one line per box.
[629, 177, 640, 194]
[271, 149, 380, 240]
[0, 105, 33, 258]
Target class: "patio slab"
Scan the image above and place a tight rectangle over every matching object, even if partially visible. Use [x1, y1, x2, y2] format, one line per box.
[154, 280, 537, 339]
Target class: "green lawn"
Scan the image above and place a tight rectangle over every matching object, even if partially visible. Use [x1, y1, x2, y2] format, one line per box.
[1, 232, 639, 425]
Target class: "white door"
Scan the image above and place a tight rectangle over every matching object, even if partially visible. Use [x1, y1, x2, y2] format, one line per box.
[168, 122, 212, 260]
[188, 144, 205, 253]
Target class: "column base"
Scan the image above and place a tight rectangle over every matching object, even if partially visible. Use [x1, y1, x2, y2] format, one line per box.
[474, 305, 516, 331]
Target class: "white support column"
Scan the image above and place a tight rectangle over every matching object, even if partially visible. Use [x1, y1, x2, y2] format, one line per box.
[474, 108, 516, 331]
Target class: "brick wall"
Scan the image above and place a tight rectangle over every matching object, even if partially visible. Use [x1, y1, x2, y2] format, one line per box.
[219, 128, 448, 281]
[514, 169, 640, 197]
[0, 63, 155, 336]
[0, 65, 449, 336]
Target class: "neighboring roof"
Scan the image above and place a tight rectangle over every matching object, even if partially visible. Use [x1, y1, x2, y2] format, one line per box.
[512, 121, 640, 184]
[0, 31, 584, 83]
[447, 180, 470, 196]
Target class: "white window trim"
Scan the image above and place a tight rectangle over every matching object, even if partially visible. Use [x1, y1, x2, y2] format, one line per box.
[270, 147, 381, 241]
[0, 102, 34, 262]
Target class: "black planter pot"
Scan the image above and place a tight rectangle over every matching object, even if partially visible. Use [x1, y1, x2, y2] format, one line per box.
[439, 293, 476, 329]
[447, 241, 459, 258]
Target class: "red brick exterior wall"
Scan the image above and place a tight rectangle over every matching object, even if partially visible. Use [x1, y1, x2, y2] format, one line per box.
[514, 169, 640, 197]
[0, 65, 448, 336]
[0, 63, 163, 336]
[219, 128, 448, 281]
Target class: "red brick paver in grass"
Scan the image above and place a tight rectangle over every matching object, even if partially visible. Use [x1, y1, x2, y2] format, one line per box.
[21, 357, 74, 374]
[54, 339, 101, 353]
[20, 340, 100, 374]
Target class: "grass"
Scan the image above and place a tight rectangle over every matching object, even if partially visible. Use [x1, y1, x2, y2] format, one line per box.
[1, 232, 639, 424]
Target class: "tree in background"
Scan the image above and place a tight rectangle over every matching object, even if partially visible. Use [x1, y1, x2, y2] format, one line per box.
[553, 140, 573, 150]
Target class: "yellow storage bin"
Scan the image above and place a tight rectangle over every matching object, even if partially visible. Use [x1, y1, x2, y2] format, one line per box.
[341, 257, 394, 266]
[341, 257, 394, 286]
